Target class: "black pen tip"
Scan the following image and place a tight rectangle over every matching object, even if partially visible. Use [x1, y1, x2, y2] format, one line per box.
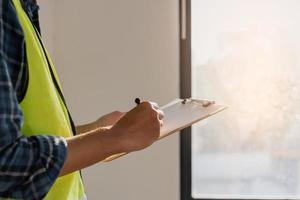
[135, 98, 141, 105]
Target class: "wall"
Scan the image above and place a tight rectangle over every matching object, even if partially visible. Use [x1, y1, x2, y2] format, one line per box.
[37, 0, 55, 55]
[39, 1, 180, 199]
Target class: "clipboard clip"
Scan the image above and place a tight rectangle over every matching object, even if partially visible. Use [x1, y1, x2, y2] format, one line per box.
[181, 98, 215, 107]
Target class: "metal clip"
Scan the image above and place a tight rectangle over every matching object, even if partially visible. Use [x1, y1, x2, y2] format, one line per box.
[181, 98, 215, 107]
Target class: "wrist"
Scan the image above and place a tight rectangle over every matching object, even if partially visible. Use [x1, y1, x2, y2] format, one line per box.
[97, 127, 125, 156]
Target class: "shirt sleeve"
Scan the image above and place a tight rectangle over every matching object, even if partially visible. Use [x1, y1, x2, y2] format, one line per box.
[0, 1, 68, 200]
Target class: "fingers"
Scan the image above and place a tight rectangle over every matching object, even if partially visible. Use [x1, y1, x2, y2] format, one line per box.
[138, 101, 164, 124]
[159, 119, 163, 127]
[157, 109, 164, 120]
[111, 111, 126, 117]
[149, 101, 159, 109]
[149, 101, 164, 120]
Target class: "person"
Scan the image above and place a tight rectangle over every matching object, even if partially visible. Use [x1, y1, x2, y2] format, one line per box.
[0, 0, 164, 199]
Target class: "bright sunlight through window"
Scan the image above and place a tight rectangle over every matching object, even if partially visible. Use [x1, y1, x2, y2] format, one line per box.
[191, 0, 300, 199]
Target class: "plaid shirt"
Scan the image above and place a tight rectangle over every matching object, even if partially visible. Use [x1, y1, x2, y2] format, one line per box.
[0, 0, 67, 199]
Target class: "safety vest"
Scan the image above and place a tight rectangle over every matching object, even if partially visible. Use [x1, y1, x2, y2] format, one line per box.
[12, 0, 86, 199]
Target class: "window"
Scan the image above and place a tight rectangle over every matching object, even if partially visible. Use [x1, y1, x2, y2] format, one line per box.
[180, 0, 300, 199]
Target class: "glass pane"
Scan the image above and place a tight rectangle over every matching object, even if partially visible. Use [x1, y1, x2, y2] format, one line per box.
[191, 0, 300, 199]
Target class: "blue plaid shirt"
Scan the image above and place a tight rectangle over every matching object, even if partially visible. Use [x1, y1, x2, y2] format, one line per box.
[0, 0, 68, 199]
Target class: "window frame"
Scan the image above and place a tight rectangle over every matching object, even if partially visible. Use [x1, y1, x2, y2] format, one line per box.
[179, 0, 192, 199]
[179, 1, 294, 200]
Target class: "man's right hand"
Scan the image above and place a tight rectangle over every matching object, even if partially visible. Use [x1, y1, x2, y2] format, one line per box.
[60, 101, 164, 176]
[109, 101, 164, 153]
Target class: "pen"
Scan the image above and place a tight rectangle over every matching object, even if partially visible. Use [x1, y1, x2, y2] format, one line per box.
[135, 98, 141, 105]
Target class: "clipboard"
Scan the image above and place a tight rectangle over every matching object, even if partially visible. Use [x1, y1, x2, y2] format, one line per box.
[103, 98, 227, 162]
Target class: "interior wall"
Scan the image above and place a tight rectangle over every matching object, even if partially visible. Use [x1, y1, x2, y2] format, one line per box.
[40, 1, 180, 199]
[37, 0, 55, 55]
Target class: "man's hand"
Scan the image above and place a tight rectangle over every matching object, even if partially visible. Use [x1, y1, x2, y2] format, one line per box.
[60, 101, 164, 176]
[109, 101, 164, 152]
[94, 111, 126, 128]
[76, 111, 125, 134]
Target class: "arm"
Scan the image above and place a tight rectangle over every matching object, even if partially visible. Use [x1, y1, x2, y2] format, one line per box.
[0, 52, 67, 199]
[75, 111, 125, 134]
[75, 102, 162, 134]
[60, 102, 163, 176]
[60, 127, 118, 176]
[0, 3, 67, 199]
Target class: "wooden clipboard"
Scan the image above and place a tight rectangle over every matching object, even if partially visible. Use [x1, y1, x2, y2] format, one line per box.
[103, 98, 227, 162]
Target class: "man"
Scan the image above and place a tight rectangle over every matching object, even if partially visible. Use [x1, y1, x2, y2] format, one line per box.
[0, 0, 164, 199]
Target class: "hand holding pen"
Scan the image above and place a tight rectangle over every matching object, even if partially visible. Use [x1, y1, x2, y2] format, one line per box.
[135, 98, 164, 125]
[107, 98, 164, 153]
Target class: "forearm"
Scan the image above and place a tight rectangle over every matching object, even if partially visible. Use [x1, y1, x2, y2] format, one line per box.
[75, 122, 97, 134]
[75, 111, 125, 134]
[59, 127, 122, 176]
[60, 103, 162, 176]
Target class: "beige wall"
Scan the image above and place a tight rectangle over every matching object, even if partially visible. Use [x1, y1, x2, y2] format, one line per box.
[38, 1, 180, 199]
[37, 0, 55, 55]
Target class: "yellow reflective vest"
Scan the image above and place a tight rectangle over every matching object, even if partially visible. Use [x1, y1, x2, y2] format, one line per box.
[12, 0, 86, 199]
